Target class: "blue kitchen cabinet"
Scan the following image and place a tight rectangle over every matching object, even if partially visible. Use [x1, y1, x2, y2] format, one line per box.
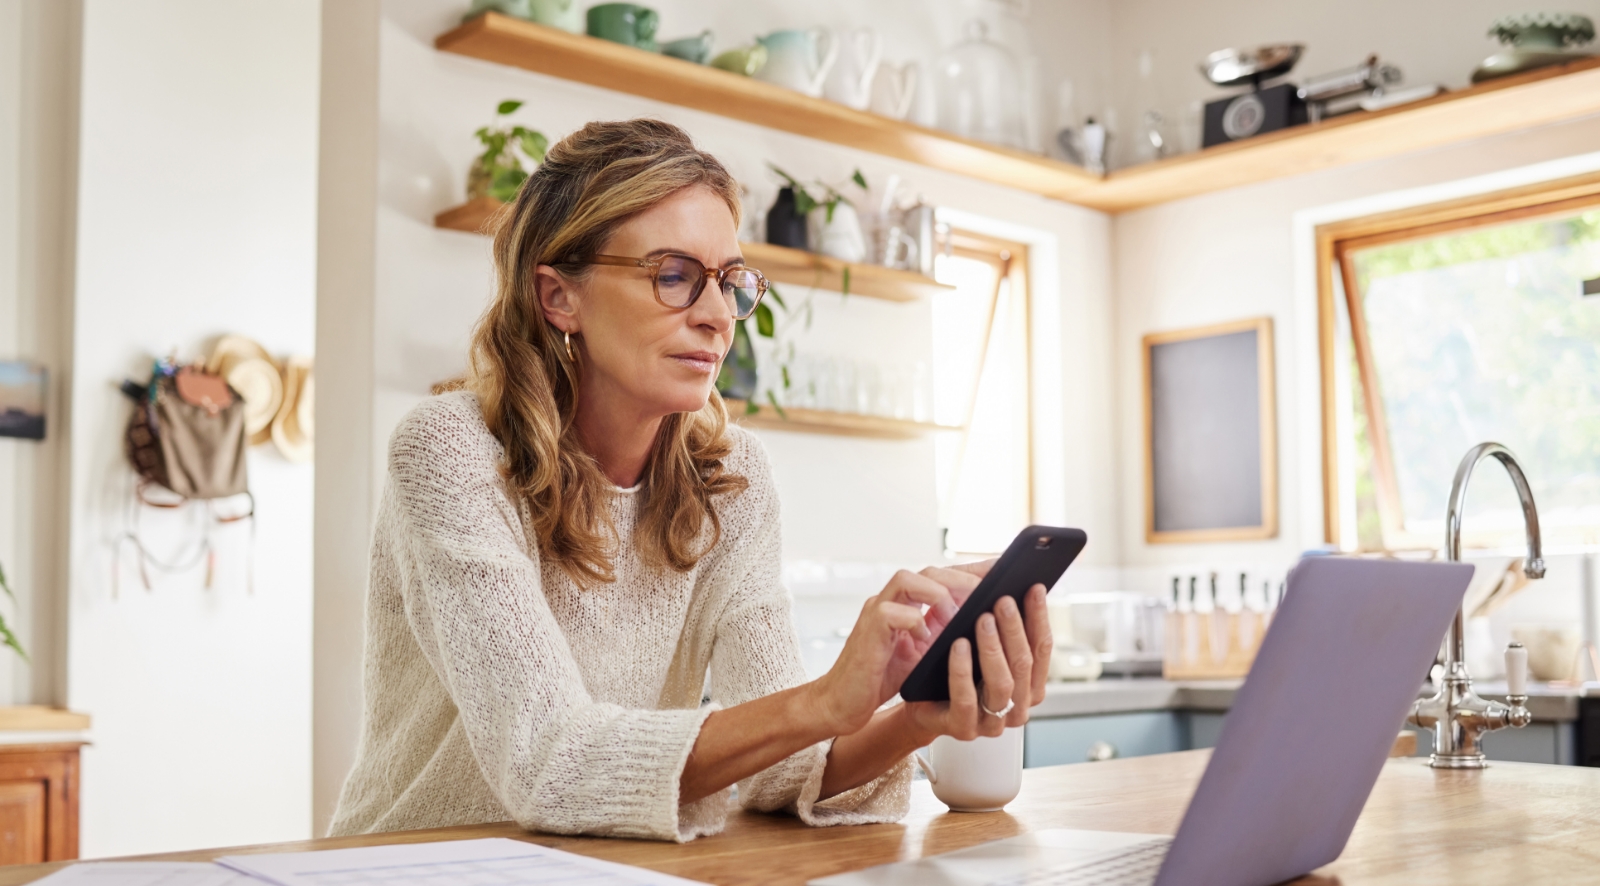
[1024, 712, 1187, 767]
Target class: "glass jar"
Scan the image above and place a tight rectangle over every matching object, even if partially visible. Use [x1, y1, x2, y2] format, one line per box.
[932, 20, 1027, 150]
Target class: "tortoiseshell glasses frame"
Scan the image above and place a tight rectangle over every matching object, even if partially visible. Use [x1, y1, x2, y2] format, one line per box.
[576, 253, 769, 320]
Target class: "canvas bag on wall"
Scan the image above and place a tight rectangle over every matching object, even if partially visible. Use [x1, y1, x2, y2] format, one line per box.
[125, 365, 249, 499]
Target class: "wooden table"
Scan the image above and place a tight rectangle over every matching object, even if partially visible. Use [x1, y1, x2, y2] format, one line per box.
[5, 751, 1600, 885]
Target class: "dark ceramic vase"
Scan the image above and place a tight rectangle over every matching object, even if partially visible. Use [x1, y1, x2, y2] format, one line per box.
[766, 186, 810, 250]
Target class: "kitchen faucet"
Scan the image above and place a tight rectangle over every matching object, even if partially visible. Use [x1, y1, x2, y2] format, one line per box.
[1409, 442, 1544, 768]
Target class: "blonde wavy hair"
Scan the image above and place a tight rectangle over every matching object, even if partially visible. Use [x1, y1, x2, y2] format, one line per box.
[467, 119, 749, 586]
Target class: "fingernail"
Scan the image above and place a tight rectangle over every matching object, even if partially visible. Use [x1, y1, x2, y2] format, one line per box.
[1000, 596, 1018, 615]
[981, 615, 996, 634]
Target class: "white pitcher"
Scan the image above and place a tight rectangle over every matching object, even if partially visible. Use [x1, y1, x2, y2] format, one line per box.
[868, 61, 918, 120]
[822, 28, 882, 110]
[755, 28, 839, 97]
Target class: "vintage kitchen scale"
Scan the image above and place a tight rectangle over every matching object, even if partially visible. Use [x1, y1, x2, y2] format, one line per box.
[1200, 44, 1412, 147]
[1199, 44, 1308, 147]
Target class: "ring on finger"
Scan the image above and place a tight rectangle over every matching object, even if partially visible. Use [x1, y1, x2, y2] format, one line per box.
[980, 696, 1016, 719]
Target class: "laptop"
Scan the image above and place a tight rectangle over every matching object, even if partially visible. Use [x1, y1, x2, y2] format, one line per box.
[812, 556, 1473, 886]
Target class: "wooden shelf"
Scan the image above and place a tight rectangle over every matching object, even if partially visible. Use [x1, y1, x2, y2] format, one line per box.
[436, 14, 1600, 213]
[434, 13, 1102, 204]
[433, 196, 504, 234]
[725, 400, 959, 439]
[1091, 56, 1600, 212]
[434, 198, 950, 303]
[0, 707, 90, 732]
[738, 241, 951, 302]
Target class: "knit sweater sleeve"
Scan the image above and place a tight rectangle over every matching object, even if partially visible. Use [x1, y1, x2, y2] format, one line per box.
[704, 432, 913, 826]
[386, 400, 716, 842]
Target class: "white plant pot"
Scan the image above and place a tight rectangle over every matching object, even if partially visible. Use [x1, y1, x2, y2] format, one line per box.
[808, 203, 867, 263]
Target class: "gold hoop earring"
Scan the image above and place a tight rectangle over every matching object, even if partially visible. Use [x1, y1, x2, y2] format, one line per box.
[564, 330, 576, 362]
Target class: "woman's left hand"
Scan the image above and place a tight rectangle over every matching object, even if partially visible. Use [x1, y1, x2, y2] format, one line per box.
[903, 581, 1054, 738]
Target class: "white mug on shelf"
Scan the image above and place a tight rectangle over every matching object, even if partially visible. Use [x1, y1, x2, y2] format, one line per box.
[868, 61, 918, 120]
[807, 201, 867, 263]
[822, 28, 883, 110]
[914, 726, 1024, 812]
[755, 28, 839, 97]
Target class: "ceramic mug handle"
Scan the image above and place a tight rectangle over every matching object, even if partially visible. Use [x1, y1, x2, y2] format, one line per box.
[913, 751, 939, 785]
[635, 7, 659, 43]
[894, 64, 918, 119]
[809, 27, 839, 88]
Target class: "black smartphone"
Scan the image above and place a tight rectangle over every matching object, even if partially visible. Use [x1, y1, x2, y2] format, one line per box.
[897, 526, 1087, 703]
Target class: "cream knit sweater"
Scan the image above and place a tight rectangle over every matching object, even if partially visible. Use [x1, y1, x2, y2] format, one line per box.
[327, 392, 911, 841]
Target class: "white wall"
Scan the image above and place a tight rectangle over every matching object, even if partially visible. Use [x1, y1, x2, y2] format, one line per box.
[1100, 0, 1600, 168]
[65, 0, 320, 856]
[0, 0, 80, 710]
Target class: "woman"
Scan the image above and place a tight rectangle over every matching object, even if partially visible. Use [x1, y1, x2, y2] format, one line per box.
[329, 119, 1054, 842]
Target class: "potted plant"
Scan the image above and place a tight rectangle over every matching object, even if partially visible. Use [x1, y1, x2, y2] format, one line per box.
[768, 165, 869, 263]
[0, 561, 28, 662]
[468, 100, 550, 203]
[717, 286, 790, 413]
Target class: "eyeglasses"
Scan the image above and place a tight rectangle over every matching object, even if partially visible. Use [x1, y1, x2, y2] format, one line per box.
[575, 253, 769, 320]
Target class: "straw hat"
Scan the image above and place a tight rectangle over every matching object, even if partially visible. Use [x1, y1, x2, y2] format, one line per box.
[272, 356, 314, 464]
[206, 335, 282, 446]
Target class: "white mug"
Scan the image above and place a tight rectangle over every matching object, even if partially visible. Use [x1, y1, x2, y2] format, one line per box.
[914, 726, 1024, 812]
[822, 27, 882, 110]
[868, 61, 917, 120]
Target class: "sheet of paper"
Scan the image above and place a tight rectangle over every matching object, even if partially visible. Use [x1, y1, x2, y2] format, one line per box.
[30, 862, 264, 886]
[217, 837, 709, 886]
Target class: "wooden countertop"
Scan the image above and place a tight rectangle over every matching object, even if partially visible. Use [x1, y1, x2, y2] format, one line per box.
[6, 751, 1600, 885]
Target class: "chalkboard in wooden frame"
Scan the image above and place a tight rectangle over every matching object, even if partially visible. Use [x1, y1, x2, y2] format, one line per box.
[1143, 317, 1278, 544]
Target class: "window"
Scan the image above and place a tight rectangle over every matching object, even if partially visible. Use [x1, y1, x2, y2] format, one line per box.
[1319, 173, 1600, 551]
[933, 233, 1032, 556]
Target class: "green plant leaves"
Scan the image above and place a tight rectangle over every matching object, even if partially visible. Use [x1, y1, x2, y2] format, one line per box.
[765, 389, 788, 419]
[475, 102, 546, 202]
[851, 169, 868, 190]
[841, 266, 851, 298]
[766, 283, 786, 310]
[0, 562, 29, 662]
[0, 617, 27, 664]
[754, 300, 776, 338]
[489, 166, 529, 202]
[515, 128, 549, 163]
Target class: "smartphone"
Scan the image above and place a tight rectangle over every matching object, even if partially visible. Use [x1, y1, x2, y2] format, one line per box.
[897, 526, 1087, 703]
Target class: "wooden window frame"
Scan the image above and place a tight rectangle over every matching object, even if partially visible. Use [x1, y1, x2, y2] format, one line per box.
[1316, 169, 1600, 548]
[940, 230, 1035, 550]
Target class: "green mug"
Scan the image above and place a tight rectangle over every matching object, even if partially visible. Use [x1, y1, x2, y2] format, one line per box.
[586, 3, 658, 51]
[527, 0, 580, 32]
[710, 44, 767, 77]
[463, 0, 532, 22]
[660, 29, 714, 64]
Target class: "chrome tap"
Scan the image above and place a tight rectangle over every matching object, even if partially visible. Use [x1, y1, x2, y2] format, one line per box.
[1409, 442, 1543, 768]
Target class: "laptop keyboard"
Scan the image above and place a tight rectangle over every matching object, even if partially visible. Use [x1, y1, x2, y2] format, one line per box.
[986, 840, 1169, 886]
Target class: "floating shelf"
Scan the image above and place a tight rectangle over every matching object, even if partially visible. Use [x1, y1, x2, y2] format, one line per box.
[1092, 56, 1600, 212]
[433, 195, 505, 233]
[739, 241, 951, 302]
[435, 14, 1600, 213]
[725, 400, 959, 439]
[434, 198, 950, 302]
[434, 13, 1101, 204]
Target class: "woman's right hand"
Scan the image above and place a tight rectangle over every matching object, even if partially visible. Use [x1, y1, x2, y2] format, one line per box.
[806, 567, 978, 735]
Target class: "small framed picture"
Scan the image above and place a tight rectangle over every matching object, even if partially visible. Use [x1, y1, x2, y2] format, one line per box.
[0, 362, 47, 441]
